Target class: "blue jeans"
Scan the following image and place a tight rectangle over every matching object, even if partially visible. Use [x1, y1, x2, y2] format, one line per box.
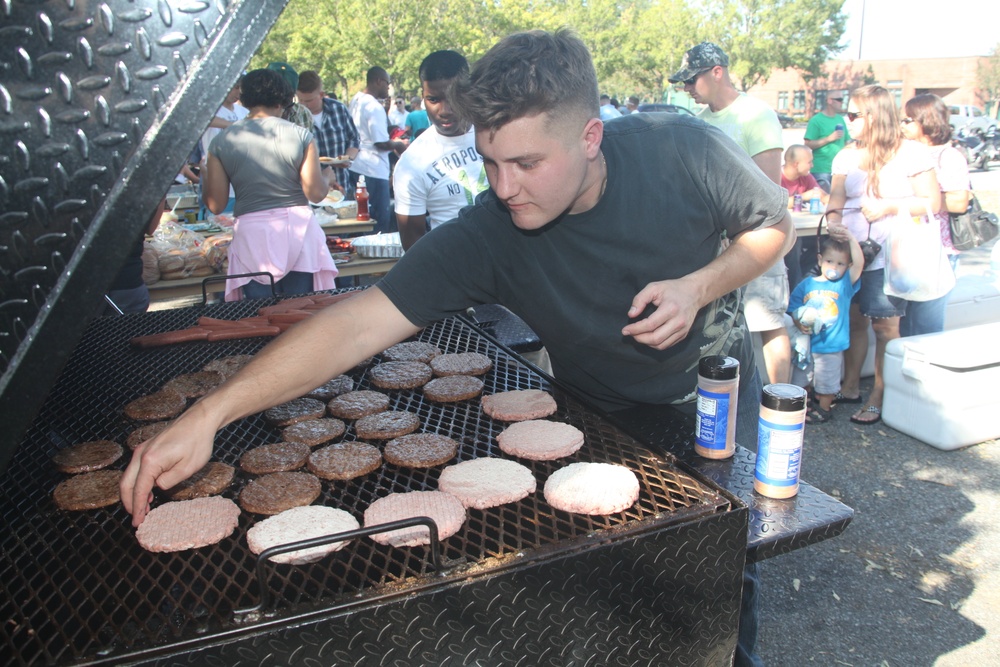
[899, 255, 957, 337]
[241, 271, 314, 300]
[350, 171, 392, 234]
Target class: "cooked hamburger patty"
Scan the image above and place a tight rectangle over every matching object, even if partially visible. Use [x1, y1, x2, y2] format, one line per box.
[52, 469, 123, 511]
[364, 490, 465, 547]
[305, 375, 354, 401]
[247, 506, 360, 565]
[496, 420, 585, 460]
[263, 397, 326, 427]
[136, 496, 241, 552]
[354, 410, 421, 440]
[51, 440, 123, 474]
[326, 390, 390, 420]
[383, 341, 442, 363]
[423, 375, 484, 403]
[164, 462, 235, 500]
[481, 389, 557, 422]
[307, 442, 382, 480]
[126, 421, 171, 450]
[544, 462, 639, 515]
[162, 370, 224, 398]
[384, 433, 459, 468]
[239, 471, 321, 515]
[438, 458, 536, 509]
[369, 361, 433, 390]
[124, 390, 186, 421]
[282, 418, 346, 447]
[239, 442, 311, 474]
[430, 352, 492, 377]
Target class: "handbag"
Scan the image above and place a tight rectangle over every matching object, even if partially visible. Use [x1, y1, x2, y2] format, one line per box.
[949, 194, 999, 251]
[883, 204, 955, 302]
[816, 208, 878, 267]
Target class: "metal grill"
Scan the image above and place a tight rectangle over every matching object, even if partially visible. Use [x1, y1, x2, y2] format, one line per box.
[0, 292, 730, 665]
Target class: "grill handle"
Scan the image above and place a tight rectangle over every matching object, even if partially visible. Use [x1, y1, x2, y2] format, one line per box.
[200, 272, 276, 305]
[234, 515, 444, 617]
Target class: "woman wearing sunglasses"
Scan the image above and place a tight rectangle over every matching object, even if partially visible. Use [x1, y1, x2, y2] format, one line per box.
[825, 85, 941, 425]
[898, 94, 970, 337]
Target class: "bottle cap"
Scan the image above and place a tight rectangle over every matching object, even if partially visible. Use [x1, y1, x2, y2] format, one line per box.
[358, 175, 366, 187]
[698, 355, 740, 380]
[761, 383, 807, 411]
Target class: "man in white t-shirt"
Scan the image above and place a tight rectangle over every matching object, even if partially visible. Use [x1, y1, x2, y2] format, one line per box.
[199, 82, 248, 214]
[393, 51, 488, 251]
[388, 97, 409, 130]
[349, 67, 408, 232]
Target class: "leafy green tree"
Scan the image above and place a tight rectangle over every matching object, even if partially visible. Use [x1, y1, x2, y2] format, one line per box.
[699, 0, 847, 91]
[977, 43, 1000, 118]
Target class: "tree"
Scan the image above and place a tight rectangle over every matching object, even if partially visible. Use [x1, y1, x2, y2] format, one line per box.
[700, 0, 847, 91]
[977, 43, 1000, 119]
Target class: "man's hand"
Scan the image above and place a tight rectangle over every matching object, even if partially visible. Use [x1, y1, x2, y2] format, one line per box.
[621, 278, 701, 350]
[828, 128, 844, 143]
[120, 403, 219, 527]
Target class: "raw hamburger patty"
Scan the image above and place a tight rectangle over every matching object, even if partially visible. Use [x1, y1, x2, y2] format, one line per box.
[438, 458, 536, 509]
[383, 341, 442, 363]
[354, 410, 421, 440]
[247, 506, 360, 565]
[544, 462, 640, 515]
[430, 352, 492, 377]
[384, 433, 459, 468]
[369, 361, 433, 390]
[136, 496, 241, 552]
[52, 469, 123, 511]
[264, 397, 326, 427]
[239, 471, 322, 515]
[307, 442, 382, 480]
[124, 390, 186, 421]
[162, 370, 224, 398]
[496, 420, 585, 461]
[282, 418, 346, 447]
[305, 375, 354, 401]
[203, 354, 253, 378]
[327, 390, 390, 420]
[423, 375, 484, 403]
[165, 462, 235, 500]
[364, 490, 466, 547]
[240, 442, 311, 474]
[126, 421, 170, 450]
[51, 440, 123, 473]
[481, 389, 557, 422]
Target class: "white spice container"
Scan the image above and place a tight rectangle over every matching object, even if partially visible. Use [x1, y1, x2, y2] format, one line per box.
[753, 383, 807, 499]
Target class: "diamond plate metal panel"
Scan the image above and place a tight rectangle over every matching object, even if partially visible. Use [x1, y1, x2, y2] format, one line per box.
[0, 0, 290, 473]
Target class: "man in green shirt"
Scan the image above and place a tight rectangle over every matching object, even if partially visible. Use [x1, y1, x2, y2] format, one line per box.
[803, 94, 850, 192]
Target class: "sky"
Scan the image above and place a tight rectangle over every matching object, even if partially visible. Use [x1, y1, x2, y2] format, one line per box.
[839, 0, 1000, 61]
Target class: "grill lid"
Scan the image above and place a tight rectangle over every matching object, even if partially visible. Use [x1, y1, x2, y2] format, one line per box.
[0, 0, 290, 473]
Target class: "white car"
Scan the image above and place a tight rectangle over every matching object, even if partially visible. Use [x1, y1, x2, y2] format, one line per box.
[950, 105, 997, 136]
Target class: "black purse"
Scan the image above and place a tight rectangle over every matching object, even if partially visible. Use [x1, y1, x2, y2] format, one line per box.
[949, 194, 999, 251]
[816, 208, 878, 267]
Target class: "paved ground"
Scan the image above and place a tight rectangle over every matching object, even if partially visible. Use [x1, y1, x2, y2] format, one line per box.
[758, 131, 1000, 666]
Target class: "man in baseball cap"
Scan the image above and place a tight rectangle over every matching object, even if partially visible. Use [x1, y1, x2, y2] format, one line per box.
[668, 42, 729, 86]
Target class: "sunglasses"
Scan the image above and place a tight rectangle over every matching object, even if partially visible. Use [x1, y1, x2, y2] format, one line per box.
[846, 110, 864, 121]
[830, 97, 843, 102]
[682, 68, 712, 86]
[900, 117, 915, 125]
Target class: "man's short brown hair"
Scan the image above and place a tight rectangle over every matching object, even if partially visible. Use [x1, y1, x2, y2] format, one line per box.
[451, 28, 599, 133]
[297, 70, 322, 94]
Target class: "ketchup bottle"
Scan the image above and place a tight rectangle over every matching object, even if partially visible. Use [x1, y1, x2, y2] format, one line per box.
[355, 176, 370, 222]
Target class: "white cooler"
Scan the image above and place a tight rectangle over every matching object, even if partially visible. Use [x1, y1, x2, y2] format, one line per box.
[883, 322, 1000, 450]
[945, 274, 1000, 330]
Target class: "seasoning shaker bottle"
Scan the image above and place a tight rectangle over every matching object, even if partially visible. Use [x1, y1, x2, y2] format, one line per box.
[355, 175, 370, 222]
[694, 355, 740, 459]
[753, 383, 807, 498]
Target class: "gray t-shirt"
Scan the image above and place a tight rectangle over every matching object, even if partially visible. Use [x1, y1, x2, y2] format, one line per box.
[209, 116, 313, 217]
[378, 112, 787, 411]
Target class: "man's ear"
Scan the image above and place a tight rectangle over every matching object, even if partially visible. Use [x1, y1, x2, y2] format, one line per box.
[581, 117, 604, 160]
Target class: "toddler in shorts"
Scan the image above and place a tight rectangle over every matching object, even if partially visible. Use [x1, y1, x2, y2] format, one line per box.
[788, 223, 863, 423]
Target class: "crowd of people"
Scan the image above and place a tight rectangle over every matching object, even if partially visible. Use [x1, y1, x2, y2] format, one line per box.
[121, 29, 977, 666]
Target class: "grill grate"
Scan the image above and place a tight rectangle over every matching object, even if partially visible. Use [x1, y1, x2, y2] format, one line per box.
[1, 291, 728, 665]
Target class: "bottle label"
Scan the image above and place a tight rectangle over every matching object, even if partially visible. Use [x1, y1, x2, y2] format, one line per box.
[695, 387, 730, 450]
[754, 418, 803, 486]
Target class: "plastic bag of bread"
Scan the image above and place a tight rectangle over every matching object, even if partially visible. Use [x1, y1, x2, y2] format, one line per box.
[201, 233, 232, 272]
[141, 242, 160, 285]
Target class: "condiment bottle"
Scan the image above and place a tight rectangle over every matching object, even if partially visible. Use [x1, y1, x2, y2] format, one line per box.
[753, 383, 807, 498]
[792, 193, 802, 212]
[355, 176, 370, 221]
[694, 355, 739, 459]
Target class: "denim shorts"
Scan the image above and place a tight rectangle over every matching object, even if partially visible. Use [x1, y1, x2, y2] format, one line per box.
[854, 268, 906, 318]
